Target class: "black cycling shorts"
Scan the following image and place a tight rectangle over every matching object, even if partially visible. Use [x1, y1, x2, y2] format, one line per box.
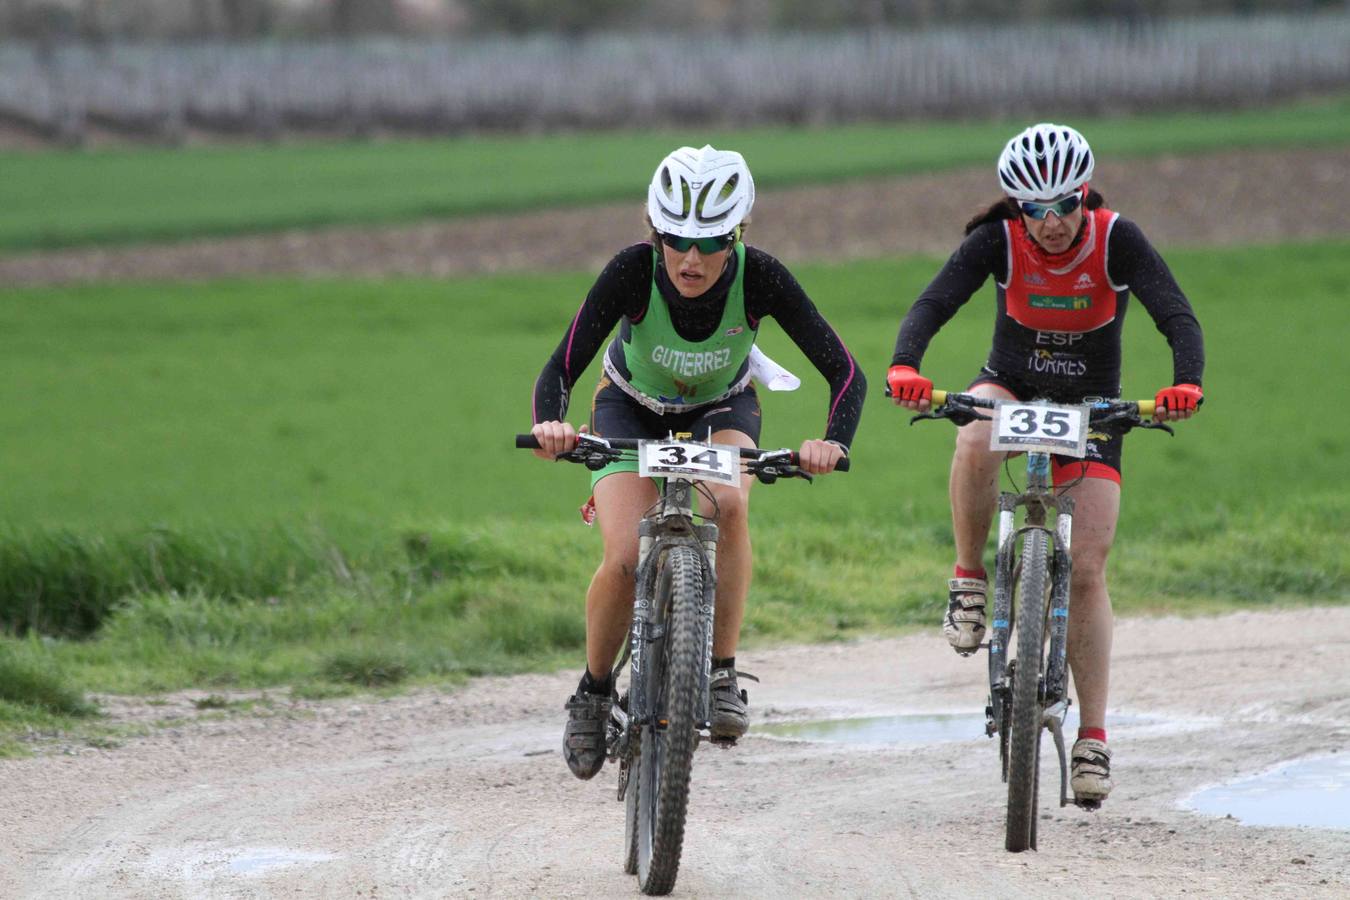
[970, 366, 1124, 485]
[587, 376, 762, 485]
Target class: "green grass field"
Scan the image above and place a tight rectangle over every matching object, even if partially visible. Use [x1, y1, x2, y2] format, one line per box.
[4, 93, 1349, 253]
[5, 242, 1347, 532]
[1, 238, 1346, 749]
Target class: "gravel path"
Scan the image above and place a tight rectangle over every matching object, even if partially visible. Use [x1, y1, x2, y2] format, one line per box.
[1, 146, 1346, 287]
[3, 145, 1348, 898]
[2, 607, 1348, 898]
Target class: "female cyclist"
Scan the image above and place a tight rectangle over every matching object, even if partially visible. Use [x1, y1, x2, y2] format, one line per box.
[531, 145, 865, 780]
[886, 123, 1204, 805]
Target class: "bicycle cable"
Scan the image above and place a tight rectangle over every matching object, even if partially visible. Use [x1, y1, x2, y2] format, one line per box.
[1003, 455, 1022, 494]
[694, 481, 720, 523]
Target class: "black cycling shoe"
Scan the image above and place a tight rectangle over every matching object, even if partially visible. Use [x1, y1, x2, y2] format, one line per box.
[709, 667, 752, 740]
[563, 691, 613, 780]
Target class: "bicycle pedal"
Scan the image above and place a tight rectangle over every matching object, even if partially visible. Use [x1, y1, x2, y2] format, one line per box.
[1074, 798, 1103, 812]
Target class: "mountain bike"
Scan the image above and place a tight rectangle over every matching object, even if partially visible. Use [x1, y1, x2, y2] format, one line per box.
[910, 391, 1171, 852]
[516, 431, 848, 894]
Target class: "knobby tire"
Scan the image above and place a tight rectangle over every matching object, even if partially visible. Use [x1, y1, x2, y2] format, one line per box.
[1006, 528, 1049, 853]
[623, 718, 640, 874]
[636, 544, 704, 895]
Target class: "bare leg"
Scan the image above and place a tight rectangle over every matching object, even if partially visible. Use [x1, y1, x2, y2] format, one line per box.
[1059, 476, 1120, 730]
[703, 429, 757, 659]
[950, 384, 1016, 571]
[585, 472, 659, 677]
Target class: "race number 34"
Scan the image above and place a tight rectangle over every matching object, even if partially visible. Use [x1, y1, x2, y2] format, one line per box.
[990, 401, 1089, 457]
[638, 440, 739, 485]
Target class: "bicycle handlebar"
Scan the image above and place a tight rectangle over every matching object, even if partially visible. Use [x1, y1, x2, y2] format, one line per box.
[911, 391, 1170, 434]
[887, 385, 1157, 420]
[515, 433, 850, 473]
[927, 390, 1154, 418]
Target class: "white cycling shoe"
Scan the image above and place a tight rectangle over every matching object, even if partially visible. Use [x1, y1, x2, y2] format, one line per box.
[1071, 738, 1114, 804]
[943, 576, 988, 655]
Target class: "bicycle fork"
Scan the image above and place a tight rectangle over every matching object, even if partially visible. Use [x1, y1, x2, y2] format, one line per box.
[1045, 496, 1076, 807]
[986, 495, 1018, 743]
[987, 487, 1079, 808]
[614, 480, 719, 801]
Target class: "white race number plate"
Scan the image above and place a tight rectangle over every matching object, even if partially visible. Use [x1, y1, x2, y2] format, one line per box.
[638, 440, 739, 485]
[989, 401, 1089, 458]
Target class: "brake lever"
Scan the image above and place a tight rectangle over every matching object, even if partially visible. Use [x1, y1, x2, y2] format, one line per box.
[1095, 411, 1174, 436]
[909, 406, 992, 426]
[751, 463, 813, 484]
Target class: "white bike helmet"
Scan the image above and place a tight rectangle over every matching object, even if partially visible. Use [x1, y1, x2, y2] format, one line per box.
[997, 123, 1094, 201]
[647, 145, 755, 238]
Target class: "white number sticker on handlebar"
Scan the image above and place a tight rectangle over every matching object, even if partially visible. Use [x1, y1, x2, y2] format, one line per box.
[638, 441, 740, 485]
[989, 401, 1090, 458]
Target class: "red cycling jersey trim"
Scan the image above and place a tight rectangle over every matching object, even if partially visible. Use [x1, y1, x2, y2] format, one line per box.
[1051, 459, 1121, 486]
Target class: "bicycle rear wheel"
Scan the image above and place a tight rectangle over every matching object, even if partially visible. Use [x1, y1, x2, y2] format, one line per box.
[635, 544, 704, 895]
[1005, 528, 1049, 852]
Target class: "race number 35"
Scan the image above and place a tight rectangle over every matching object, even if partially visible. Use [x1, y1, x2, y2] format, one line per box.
[990, 401, 1089, 457]
[1006, 407, 1074, 438]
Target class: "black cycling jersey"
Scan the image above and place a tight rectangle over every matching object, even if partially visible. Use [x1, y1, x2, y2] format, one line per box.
[533, 243, 866, 448]
[891, 218, 1205, 399]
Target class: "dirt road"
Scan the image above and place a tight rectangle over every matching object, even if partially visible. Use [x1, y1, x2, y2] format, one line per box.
[3, 607, 1348, 898]
[1, 145, 1346, 286]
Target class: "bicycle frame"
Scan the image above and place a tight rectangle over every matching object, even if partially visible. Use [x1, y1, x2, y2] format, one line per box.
[986, 447, 1077, 805]
[517, 429, 845, 890]
[624, 475, 720, 753]
[904, 390, 1173, 847]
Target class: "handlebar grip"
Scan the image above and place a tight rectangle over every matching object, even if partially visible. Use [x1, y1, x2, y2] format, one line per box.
[835, 457, 851, 473]
[931, 389, 948, 406]
[515, 434, 541, 449]
[1136, 400, 1156, 418]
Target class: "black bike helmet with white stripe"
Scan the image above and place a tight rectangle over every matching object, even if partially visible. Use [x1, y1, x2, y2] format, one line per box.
[997, 123, 1094, 202]
[647, 145, 755, 238]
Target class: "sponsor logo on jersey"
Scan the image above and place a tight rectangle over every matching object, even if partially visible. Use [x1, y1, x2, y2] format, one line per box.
[1029, 294, 1093, 311]
[1028, 348, 1088, 377]
[1074, 273, 1096, 289]
[1024, 271, 1048, 286]
[1035, 331, 1083, 346]
[724, 326, 744, 336]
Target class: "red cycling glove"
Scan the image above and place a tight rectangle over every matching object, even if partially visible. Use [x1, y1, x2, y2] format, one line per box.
[1154, 383, 1203, 414]
[887, 365, 934, 404]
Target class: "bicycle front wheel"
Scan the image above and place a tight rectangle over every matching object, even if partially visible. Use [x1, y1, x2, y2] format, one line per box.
[1006, 528, 1050, 853]
[622, 697, 640, 874]
[635, 543, 704, 895]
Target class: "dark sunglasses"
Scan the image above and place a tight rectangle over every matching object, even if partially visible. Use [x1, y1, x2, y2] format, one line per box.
[1019, 194, 1082, 220]
[658, 231, 736, 254]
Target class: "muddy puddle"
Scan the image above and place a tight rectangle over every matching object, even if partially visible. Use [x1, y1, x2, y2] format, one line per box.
[1185, 753, 1350, 830]
[758, 710, 1159, 745]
